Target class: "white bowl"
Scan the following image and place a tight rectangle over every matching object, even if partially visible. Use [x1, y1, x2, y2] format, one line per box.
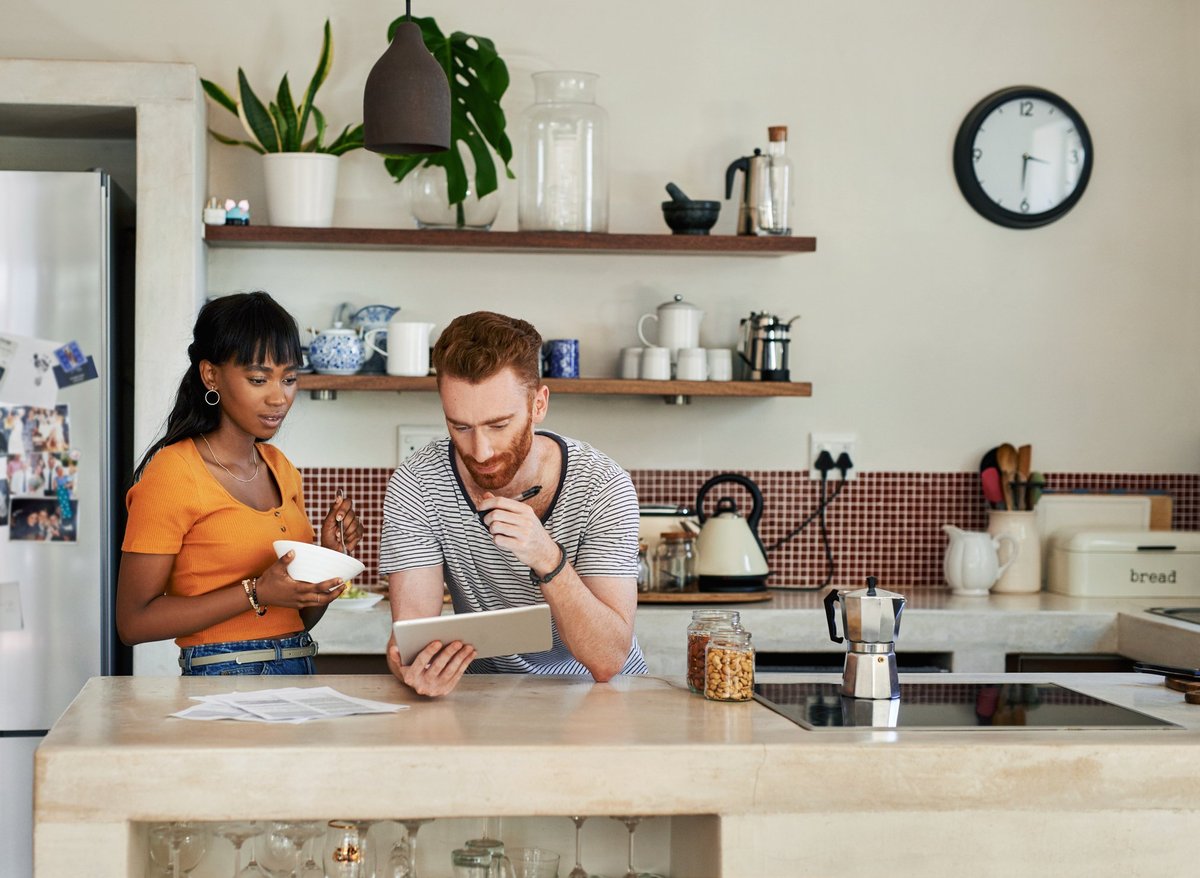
[330, 594, 384, 612]
[273, 540, 365, 584]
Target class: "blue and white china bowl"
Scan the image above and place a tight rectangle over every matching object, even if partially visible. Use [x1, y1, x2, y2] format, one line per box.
[350, 304, 400, 330]
[308, 327, 365, 375]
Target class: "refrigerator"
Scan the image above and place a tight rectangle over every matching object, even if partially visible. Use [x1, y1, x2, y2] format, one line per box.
[0, 169, 134, 877]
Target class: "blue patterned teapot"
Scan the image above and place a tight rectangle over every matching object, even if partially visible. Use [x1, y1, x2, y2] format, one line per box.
[307, 323, 365, 375]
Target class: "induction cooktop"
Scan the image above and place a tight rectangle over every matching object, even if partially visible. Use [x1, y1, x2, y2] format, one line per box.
[752, 681, 1181, 731]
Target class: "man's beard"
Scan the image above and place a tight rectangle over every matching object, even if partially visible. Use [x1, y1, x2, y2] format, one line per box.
[458, 414, 534, 491]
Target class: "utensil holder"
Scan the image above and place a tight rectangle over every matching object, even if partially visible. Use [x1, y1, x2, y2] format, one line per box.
[987, 510, 1041, 593]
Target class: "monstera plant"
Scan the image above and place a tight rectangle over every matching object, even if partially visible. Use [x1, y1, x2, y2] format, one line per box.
[382, 15, 514, 225]
[200, 19, 363, 155]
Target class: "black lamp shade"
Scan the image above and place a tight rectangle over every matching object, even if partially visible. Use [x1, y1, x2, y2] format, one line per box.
[363, 20, 451, 154]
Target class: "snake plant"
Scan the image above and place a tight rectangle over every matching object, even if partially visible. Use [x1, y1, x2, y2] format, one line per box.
[200, 20, 364, 155]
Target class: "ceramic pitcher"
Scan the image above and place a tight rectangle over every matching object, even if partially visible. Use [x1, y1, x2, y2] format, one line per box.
[366, 319, 436, 377]
[942, 524, 1018, 595]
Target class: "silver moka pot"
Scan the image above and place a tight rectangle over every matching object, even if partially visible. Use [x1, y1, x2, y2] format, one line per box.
[823, 576, 906, 700]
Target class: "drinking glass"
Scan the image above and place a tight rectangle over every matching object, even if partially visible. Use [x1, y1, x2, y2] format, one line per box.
[259, 820, 318, 875]
[385, 817, 434, 878]
[325, 820, 373, 878]
[507, 846, 561, 878]
[212, 822, 260, 877]
[567, 816, 588, 878]
[148, 822, 209, 878]
[609, 816, 665, 878]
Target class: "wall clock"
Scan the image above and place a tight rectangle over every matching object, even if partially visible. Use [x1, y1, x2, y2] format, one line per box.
[953, 86, 1093, 229]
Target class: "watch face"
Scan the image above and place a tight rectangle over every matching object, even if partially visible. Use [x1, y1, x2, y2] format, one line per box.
[954, 87, 1093, 228]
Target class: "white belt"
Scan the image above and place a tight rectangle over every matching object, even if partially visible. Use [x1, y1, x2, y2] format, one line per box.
[180, 643, 318, 668]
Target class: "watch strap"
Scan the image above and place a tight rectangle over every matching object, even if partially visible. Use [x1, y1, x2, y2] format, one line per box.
[530, 541, 568, 586]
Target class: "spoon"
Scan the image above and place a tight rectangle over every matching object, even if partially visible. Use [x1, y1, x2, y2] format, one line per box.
[336, 488, 348, 554]
[995, 444, 1018, 511]
[1016, 444, 1032, 511]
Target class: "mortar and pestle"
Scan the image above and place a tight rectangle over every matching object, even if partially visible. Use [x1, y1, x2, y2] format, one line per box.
[661, 182, 721, 235]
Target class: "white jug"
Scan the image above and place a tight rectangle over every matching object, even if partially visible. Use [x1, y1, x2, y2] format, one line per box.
[942, 524, 1018, 595]
[637, 294, 704, 362]
[366, 320, 436, 377]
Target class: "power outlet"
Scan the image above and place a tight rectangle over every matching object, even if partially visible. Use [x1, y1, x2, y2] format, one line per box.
[809, 432, 858, 480]
[397, 425, 446, 465]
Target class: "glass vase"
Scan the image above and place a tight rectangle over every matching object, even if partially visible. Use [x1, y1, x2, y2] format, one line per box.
[409, 153, 500, 231]
[518, 71, 609, 233]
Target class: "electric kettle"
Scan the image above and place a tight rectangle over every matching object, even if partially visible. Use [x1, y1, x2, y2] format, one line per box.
[694, 473, 769, 592]
[823, 576, 906, 699]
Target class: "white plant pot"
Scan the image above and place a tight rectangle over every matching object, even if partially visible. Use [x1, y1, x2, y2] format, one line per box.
[262, 153, 339, 227]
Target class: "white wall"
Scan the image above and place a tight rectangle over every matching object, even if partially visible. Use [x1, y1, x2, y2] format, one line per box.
[6, 0, 1198, 474]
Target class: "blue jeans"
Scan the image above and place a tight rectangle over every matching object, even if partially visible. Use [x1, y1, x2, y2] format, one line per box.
[179, 632, 317, 676]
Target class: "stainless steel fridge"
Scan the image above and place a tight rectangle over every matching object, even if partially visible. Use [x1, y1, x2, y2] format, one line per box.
[0, 169, 133, 877]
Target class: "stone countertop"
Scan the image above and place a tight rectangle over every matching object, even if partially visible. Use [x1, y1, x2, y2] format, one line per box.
[132, 591, 1200, 676]
[33, 672, 1200, 877]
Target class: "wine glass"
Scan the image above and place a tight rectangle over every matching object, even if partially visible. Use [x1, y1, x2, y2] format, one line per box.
[609, 816, 665, 878]
[567, 816, 588, 878]
[148, 822, 209, 878]
[213, 822, 260, 877]
[258, 821, 317, 876]
[386, 818, 435, 878]
[293, 822, 327, 878]
[325, 820, 373, 878]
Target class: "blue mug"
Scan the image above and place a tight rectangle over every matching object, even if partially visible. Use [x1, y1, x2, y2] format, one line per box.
[542, 339, 580, 378]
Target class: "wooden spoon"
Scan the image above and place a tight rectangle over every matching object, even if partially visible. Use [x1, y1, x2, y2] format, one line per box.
[995, 443, 1018, 511]
[1016, 444, 1032, 511]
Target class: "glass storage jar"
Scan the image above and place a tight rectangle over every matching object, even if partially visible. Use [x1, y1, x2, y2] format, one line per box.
[636, 542, 651, 592]
[654, 530, 697, 592]
[686, 610, 742, 694]
[517, 70, 609, 232]
[704, 629, 755, 702]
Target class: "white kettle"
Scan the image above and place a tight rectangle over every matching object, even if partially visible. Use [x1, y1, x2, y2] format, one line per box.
[694, 474, 769, 592]
[942, 524, 1018, 595]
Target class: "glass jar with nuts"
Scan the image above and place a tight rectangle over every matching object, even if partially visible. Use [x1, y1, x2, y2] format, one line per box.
[686, 610, 742, 694]
[704, 629, 755, 702]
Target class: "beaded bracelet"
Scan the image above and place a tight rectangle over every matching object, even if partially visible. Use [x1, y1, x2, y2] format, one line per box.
[241, 577, 266, 616]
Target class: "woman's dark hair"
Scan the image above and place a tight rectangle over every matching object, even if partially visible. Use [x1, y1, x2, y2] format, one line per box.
[133, 291, 303, 481]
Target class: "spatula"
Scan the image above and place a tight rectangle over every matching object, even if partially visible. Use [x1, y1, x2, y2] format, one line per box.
[981, 467, 1005, 509]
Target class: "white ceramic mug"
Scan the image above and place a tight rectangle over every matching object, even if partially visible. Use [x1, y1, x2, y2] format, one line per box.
[366, 320, 436, 376]
[675, 347, 708, 381]
[618, 346, 643, 379]
[640, 346, 671, 380]
[706, 348, 733, 381]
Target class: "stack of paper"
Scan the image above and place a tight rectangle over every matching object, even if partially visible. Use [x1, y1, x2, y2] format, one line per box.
[171, 686, 407, 723]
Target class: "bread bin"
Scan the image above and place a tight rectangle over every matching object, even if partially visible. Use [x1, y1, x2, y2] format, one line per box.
[1047, 529, 1200, 597]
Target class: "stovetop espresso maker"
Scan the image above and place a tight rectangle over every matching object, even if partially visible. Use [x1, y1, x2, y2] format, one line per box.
[823, 576, 906, 699]
[738, 311, 799, 381]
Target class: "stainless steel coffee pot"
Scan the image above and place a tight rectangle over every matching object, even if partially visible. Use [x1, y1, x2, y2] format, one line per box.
[737, 312, 799, 381]
[724, 149, 771, 236]
[823, 576, 906, 699]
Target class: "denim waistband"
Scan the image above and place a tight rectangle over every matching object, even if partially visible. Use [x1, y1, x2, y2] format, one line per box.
[179, 632, 315, 671]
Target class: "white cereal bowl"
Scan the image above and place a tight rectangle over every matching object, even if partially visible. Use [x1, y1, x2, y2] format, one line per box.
[330, 594, 384, 611]
[273, 540, 365, 584]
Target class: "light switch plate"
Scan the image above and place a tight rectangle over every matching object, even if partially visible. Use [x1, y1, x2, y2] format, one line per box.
[398, 425, 446, 465]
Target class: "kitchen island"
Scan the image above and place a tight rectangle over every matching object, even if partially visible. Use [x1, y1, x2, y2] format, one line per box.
[35, 672, 1200, 877]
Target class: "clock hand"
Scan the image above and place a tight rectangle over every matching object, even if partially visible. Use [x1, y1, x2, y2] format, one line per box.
[1021, 153, 1029, 190]
[1026, 155, 1050, 165]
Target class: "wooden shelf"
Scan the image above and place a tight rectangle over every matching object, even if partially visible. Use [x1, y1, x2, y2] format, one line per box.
[298, 374, 811, 399]
[204, 224, 816, 256]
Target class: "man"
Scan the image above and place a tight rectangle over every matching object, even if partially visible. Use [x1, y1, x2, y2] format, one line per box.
[380, 311, 647, 696]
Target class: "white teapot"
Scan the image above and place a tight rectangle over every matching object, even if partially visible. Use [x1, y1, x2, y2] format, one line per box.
[637, 294, 704, 362]
[942, 524, 1019, 595]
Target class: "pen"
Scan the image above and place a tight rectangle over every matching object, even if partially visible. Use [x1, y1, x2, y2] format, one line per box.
[518, 485, 542, 502]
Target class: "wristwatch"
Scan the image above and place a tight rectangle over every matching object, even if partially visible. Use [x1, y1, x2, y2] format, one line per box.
[530, 541, 568, 585]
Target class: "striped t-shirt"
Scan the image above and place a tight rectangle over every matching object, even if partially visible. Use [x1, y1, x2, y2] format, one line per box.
[379, 431, 648, 675]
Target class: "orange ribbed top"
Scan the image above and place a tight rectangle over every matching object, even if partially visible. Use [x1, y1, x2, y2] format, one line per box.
[122, 438, 314, 647]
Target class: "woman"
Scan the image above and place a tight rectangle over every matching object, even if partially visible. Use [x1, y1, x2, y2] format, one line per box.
[117, 291, 363, 675]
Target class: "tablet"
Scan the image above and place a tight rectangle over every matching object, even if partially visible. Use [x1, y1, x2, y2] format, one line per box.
[391, 604, 553, 666]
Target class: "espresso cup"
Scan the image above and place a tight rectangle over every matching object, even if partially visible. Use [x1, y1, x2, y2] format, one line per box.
[640, 346, 671, 380]
[706, 348, 733, 381]
[618, 346, 643, 379]
[542, 338, 580, 378]
[675, 347, 708, 381]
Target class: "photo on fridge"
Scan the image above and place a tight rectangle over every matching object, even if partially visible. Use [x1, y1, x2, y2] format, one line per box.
[8, 496, 77, 542]
[0, 455, 8, 527]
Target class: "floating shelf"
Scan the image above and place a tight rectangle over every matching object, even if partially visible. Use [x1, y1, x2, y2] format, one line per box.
[298, 374, 811, 403]
[204, 225, 816, 256]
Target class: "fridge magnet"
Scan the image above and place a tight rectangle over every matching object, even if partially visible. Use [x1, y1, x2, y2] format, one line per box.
[0, 581, 22, 631]
[53, 341, 86, 372]
[8, 496, 77, 542]
[0, 455, 8, 526]
[52, 341, 98, 389]
[0, 333, 62, 407]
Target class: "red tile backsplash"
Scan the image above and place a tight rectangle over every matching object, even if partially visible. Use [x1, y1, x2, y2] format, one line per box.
[302, 468, 1200, 590]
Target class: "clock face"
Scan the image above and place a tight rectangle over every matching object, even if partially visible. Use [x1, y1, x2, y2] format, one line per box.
[953, 87, 1093, 228]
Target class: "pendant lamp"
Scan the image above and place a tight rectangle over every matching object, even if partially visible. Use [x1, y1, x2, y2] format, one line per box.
[363, 1, 450, 154]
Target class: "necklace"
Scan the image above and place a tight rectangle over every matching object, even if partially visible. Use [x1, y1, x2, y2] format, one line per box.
[200, 433, 260, 483]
